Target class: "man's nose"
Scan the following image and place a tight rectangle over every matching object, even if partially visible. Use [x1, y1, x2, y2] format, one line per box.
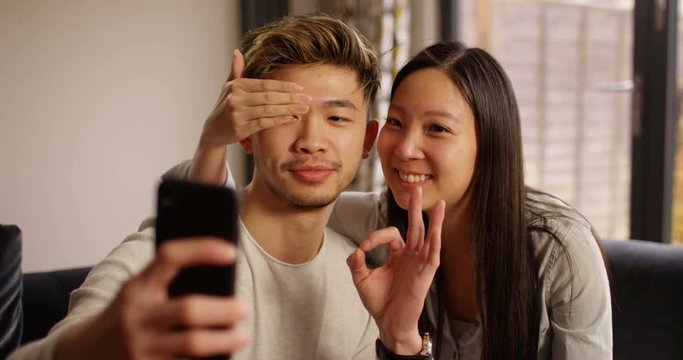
[294, 116, 327, 154]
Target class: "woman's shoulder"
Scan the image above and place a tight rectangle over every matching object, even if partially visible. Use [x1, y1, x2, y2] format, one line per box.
[525, 190, 604, 273]
[525, 190, 607, 294]
[526, 192, 612, 355]
[525, 190, 595, 247]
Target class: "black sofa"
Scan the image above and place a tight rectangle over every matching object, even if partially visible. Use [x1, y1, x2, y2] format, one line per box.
[3, 230, 683, 359]
[0, 225, 23, 359]
[602, 239, 683, 359]
[0, 224, 93, 357]
[20, 267, 92, 344]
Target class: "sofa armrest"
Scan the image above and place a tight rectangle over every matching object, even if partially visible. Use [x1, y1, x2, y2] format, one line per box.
[21, 267, 91, 344]
[0, 225, 23, 358]
[603, 239, 683, 359]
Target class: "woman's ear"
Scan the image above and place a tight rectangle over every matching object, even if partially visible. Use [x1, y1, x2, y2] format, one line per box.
[362, 119, 379, 158]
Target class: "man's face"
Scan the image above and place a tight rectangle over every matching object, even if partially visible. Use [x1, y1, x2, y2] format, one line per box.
[244, 64, 374, 210]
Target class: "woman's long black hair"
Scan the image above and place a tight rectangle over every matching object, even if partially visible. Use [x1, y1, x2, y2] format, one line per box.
[386, 42, 539, 359]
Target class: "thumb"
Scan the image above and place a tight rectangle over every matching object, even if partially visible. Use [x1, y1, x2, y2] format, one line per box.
[228, 48, 245, 81]
[347, 249, 370, 286]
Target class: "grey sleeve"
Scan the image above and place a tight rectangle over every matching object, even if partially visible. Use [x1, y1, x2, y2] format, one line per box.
[163, 159, 237, 189]
[8, 224, 155, 360]
[328, 191, 384, 245]
[329, 191, 389, 267]
[161, 159, 193, 181]
[547, 225, 613, 359]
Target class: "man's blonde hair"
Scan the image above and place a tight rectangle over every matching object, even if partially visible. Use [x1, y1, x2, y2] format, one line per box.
[241, 14, 381, 104]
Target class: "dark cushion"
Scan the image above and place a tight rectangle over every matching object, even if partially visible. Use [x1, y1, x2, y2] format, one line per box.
[21, 267, 91, 344]
[603, 239, 683, 360]
[0, 225, 23, 358]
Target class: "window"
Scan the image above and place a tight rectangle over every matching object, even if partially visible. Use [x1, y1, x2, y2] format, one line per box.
[670, 3, 683, 245]
[460, 0, 634, 239]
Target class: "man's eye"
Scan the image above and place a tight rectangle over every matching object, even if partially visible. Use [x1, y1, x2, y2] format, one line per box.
[329, 116, 347, 122]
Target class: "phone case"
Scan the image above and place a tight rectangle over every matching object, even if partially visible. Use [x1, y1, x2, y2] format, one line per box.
[155, 179, 239, 298]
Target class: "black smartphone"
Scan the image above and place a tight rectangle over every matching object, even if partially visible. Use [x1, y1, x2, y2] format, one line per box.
[155, 179, 239, 298]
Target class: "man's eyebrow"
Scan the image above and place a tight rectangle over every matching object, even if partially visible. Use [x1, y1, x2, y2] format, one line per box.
[323, 99, 357, 110]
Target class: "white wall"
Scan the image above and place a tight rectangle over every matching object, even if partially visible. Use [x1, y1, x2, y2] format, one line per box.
[0, 0, 242, 271]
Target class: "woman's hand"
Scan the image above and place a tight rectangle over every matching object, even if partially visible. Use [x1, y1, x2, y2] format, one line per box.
[189, 49, 311, 184]
[347, 187, 445, 355]
[200, 49, 311, 148]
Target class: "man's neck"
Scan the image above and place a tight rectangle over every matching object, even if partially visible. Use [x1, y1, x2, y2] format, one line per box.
[240, 184, 334, 264]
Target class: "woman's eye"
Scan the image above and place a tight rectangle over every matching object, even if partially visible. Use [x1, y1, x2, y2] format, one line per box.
[385, 118, 402, 127]
[429, 124, 450, 133]
[329, 116, 347, 122]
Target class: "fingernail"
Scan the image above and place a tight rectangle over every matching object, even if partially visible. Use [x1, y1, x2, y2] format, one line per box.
[299, 94, 312, 103]
[291, 84, 304, 91]
[224, 243, 236, 258]
[236, 330, 251, 343]
[236, 300, 251, 316]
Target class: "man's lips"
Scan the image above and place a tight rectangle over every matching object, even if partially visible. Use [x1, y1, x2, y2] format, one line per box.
[291, 168, 333, 182]
[290, 167, 335, 182]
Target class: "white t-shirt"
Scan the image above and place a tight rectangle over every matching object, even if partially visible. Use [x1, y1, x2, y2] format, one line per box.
[234, 220, 376, 359]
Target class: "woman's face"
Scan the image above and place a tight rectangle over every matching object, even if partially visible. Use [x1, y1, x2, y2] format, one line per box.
[378, 68, 478, 213]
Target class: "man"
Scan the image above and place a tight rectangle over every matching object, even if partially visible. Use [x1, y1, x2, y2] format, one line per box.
[10, 14, 380, 359]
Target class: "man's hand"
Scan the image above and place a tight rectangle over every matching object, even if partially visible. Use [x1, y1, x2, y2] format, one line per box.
[55, 238, 250, 360]
[347, 187, 445, 355]
[189, 49, 311, 184]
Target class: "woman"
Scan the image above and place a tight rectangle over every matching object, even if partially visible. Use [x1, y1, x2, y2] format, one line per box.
[332, 41, 611, 359]
[193, 40, 611, 359]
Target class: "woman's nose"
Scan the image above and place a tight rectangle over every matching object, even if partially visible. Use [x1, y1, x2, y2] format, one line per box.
[394, 131, 424, 160]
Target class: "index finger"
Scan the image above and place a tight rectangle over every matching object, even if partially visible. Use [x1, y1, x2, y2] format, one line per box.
[360, 227, 405, 253]
[233, 78, 303, 93]
[141, 238, 237, 289]
[405, 187, 425, 251]
[423, 200, 445, 267]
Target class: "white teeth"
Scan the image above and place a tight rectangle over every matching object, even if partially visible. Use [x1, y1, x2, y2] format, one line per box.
[399, 172, 430, 183]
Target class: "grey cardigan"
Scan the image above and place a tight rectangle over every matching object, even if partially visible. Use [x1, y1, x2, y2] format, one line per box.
[329, 190, 612, 359]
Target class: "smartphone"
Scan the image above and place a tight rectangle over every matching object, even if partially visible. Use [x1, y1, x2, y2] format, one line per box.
[155, 179, 239, 298]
